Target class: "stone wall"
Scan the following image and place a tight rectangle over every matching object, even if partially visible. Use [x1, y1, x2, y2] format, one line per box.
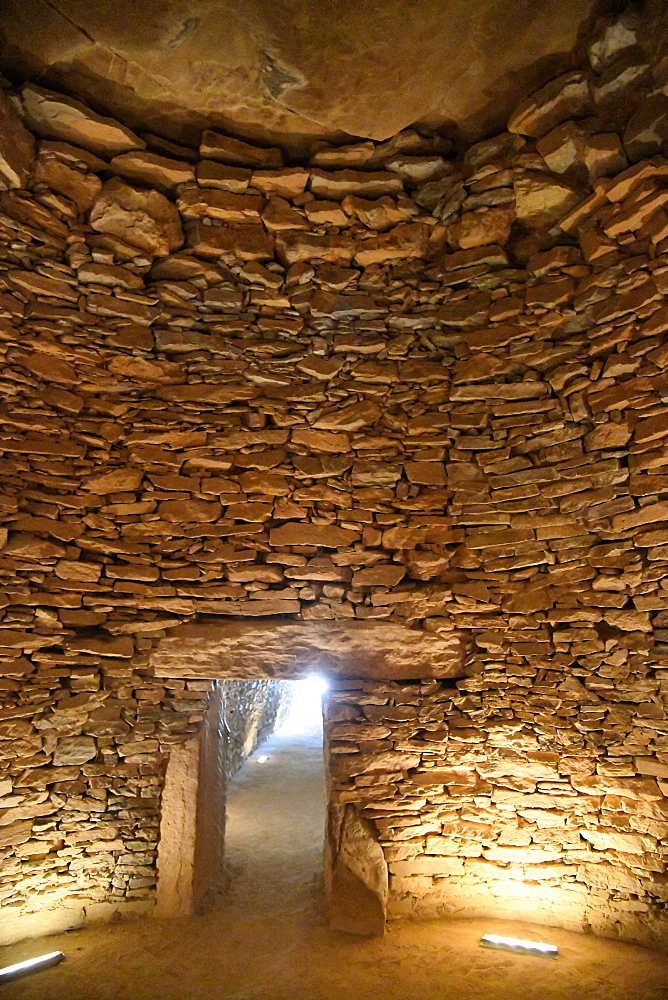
[0, 3, 667, 947]
[325, 679, 668, 947]
[221, 679, 290, 779]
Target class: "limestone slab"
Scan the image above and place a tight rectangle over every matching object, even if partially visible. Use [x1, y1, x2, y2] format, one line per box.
[151, 621, 466, 681]
[22, 84, 144, 157]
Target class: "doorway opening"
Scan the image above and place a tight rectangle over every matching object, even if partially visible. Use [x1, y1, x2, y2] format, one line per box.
[155, 674, 329, 920]
[219, 674, 328, 922]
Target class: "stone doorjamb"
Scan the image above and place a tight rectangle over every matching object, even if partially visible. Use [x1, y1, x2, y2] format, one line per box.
[155, 683, 226, 917]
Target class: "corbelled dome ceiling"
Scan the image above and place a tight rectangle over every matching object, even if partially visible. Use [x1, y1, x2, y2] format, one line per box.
[0, 0, 613, 154]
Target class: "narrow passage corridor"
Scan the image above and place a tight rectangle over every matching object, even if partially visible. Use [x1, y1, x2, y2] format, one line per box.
[216, 686, 328, 978]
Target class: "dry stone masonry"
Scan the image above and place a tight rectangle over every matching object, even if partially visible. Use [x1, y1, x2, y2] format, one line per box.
[221, 679, 289, 780]
[325, 677, 668, 942]
[0, 3, 667, 948]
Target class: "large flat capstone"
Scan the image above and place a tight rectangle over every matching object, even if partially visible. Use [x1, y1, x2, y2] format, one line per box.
[150, 620, 465, 681]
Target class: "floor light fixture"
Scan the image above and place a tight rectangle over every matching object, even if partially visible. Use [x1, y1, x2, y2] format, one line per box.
[0, 951, 64, 983]
[480, 934, 558, 959]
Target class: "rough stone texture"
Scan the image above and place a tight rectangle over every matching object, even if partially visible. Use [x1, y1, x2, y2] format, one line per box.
[508, 72, 593, 139]
[32, 149, 103, 212]
[153, 726, 201, 920]
[200, 131, 283, 169]
[0, 90, 35, 189]
[327, 805, 388, 936]
[0, 4, 667, 950]
[109, 152, 196, 193]
[0, 0, 607, 153]
[20, 84, 145, 157]
[151, 623, 465, 681]
[89, 178, 184, 257]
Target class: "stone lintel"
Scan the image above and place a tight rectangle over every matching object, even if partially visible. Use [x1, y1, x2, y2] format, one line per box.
[150, 619, 465, 681]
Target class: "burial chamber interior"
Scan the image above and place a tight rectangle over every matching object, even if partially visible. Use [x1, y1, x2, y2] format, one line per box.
[0, 4, 668, 993]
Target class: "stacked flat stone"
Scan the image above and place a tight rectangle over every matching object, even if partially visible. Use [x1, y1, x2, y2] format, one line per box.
[0, 3, 667, 948]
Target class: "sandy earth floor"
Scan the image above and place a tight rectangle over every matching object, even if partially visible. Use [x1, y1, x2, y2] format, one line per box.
[2, 710, 667, 1000]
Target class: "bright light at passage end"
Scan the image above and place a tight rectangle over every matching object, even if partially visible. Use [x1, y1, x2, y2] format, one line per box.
[277, 674, 329, 735]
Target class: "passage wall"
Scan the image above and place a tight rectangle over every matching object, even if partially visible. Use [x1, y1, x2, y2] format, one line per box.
[221, 679, 290, 779]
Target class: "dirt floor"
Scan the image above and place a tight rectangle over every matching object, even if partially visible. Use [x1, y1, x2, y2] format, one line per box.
[2, 710, 667, 1000]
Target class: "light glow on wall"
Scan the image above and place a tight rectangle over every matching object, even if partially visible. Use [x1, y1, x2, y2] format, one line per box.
[480, 934, 558, 959]
[0, 951, 64, 983]
[277, 674, 329, 736]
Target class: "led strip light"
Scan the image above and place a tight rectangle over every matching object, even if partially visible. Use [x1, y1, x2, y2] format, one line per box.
[481, 934, 558, 959]
[0, 951, 64, 983]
